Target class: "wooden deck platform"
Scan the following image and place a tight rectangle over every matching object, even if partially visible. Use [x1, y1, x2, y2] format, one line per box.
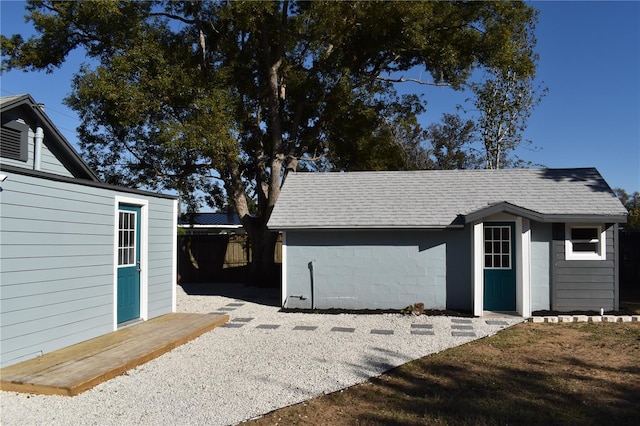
[0, 312, 228, 396]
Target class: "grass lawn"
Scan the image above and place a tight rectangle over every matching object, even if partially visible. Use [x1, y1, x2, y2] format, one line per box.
[245, 321, 640, 426]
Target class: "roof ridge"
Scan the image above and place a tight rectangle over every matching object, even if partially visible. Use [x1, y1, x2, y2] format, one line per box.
[286, 167, 599, 175]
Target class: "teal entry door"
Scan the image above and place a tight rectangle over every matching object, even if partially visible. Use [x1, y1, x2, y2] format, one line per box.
[117, 205, 141, 323]
[483, 223, 516, 311]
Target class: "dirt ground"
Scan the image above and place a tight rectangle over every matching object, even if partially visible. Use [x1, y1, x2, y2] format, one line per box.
[244, 322, 640, 426]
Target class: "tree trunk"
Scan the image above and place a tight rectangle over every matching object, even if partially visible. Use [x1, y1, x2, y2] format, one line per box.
[225, 4, 287, 288]
[227, 159, 280, 287]
[246, 225, 279, 288]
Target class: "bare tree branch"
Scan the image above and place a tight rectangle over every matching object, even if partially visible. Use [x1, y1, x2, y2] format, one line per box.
[377, 75, 451, 87]
[149, 12, 196, 25]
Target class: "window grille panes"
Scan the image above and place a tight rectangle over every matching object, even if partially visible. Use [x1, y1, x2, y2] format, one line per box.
[484, 225, 511, 269]
[570, 227, 599, 253]
[118, 211, 136, 266]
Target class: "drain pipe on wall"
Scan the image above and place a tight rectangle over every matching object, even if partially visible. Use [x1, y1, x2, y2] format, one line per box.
[34, 126, 44, 171]
[308, 260, 315, 309]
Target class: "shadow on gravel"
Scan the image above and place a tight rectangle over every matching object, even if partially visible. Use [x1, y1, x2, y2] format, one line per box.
[179, 282, 281, 307]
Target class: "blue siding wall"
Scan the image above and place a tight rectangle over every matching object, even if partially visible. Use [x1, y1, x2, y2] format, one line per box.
[0, 172, 175, 368]
[39, 139, 73, 177]
[147, 204, 177, 318]
[530, 222, 551, 311]
[284, 230, 471, 311]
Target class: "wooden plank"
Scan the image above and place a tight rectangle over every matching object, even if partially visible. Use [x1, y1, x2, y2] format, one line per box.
[0, 313, 228, 396]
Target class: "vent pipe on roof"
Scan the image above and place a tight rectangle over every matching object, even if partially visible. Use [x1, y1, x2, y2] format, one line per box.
[34, 126, 44, 171]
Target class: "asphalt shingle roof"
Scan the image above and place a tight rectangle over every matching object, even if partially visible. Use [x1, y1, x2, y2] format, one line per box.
[268, 168, 627, 229]
[0, 94, 25, 106]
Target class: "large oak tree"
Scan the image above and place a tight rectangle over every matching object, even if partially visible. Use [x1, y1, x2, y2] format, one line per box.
[2, 0, 540, 280]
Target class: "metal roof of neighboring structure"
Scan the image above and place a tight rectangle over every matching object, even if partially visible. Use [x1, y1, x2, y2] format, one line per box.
[178, 212, 243, 227]
[268, 168, 628, 230]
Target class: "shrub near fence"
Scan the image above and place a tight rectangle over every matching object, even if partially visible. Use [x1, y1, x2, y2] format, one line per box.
[178, 234, 282, 283]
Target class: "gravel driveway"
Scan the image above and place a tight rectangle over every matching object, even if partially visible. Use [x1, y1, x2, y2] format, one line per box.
[1, 283, 522, 426]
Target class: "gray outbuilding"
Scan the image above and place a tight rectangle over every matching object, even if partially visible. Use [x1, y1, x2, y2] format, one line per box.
[1, 94, 178, 368]
[268, 169, 627, 317]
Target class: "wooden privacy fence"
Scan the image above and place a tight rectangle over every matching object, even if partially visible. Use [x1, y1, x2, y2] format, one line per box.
[620, 229, 640, 291]
[178, 234, 282, 283]
[223, 234, 283, 266]
[224, 235, 252, 268]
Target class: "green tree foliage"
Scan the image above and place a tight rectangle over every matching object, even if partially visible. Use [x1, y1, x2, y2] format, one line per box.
[1, 0, 540, 276]
[614, 188, 640, 230]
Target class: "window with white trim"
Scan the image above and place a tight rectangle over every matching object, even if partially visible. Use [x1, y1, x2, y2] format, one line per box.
[565, 224, 606, 260]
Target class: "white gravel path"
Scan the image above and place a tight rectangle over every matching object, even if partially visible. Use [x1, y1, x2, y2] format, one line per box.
[0, 284, 523, 426]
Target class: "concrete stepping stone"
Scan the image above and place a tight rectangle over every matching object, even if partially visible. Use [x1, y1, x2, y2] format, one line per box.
[331, 327, 355, 333]
[256, 324, 280, 330]
[451, 331, 476, 337]
[370, 329, 394, 335]
[411, 330, 435, 336]
[451, 324, 474, 330]
[231, 317, 254, 323]
[451, 318, 473, 324]
[221, 323, 245, 328]
[485, 320, 509, 326]
[411, 324, 434, 329]
[293, 325, 318, 331]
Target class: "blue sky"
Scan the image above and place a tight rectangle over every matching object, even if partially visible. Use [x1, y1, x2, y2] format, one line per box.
[2, 1, 639, 193]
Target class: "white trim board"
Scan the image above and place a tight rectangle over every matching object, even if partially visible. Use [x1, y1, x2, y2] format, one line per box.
[113, 196, 149, 330]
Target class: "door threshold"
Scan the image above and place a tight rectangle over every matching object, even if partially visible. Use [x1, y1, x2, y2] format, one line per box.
[483, 310, 521, 318]
[118, 318, 143, 329]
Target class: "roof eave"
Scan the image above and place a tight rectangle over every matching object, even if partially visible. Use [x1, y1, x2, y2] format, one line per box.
[268, 224, 465, 231]
[463, 201, 627, 224]
[177, 224, 243, 229]
[463, 201, 545, 223]
[531, 214, 627, 224]
[0, 164, 177, 200]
